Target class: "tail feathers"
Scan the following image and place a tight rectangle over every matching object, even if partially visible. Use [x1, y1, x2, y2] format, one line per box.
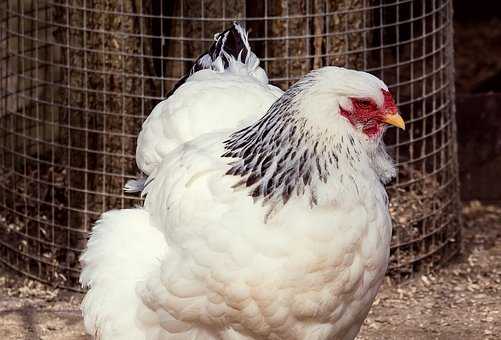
[166, 22, 267, 98]
[80, 209, 168, 340]
[124, 177, 147, 193]
[208, 21, 252, 69]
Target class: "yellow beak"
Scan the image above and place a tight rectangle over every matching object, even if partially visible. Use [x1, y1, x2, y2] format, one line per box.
[382, 112, 405, 130]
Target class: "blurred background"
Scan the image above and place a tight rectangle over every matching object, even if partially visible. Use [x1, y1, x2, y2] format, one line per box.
[454, 1, 501, 202]
[0, 0, 500, 339]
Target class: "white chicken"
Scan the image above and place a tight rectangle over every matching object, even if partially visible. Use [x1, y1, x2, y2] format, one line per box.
[80, 22, 405, 340]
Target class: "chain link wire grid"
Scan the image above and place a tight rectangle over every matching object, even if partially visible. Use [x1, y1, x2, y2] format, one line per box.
[0, 0, 461, 290]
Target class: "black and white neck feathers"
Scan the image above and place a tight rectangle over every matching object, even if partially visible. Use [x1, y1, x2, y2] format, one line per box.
[223, 68, 396, 211]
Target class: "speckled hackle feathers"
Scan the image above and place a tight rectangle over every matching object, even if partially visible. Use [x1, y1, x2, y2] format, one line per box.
[222, 77, 333, 211]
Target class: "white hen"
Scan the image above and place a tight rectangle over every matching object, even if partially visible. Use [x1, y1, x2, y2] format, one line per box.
[80, 22, 405, 340]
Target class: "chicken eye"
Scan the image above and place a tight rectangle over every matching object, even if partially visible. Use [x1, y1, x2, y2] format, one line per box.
[357, 100, 371, 108]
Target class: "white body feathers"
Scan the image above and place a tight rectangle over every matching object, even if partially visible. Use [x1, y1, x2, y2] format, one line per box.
[80, 209, 168, 339]
[137, 132, 392, 340]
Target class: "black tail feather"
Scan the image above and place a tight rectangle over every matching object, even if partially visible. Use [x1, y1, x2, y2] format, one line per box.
[166, 22, 251, 98]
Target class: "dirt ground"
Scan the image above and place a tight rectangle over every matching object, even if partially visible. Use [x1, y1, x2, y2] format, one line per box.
[0, 201, 500, 340]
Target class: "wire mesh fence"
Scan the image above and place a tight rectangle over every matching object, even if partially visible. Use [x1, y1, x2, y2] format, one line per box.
[0, 0, 461, 290]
